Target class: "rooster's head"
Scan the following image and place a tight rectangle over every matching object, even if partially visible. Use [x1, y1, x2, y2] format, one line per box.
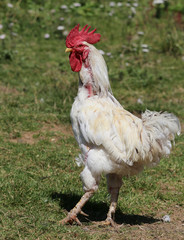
[65, 24, 101, 72]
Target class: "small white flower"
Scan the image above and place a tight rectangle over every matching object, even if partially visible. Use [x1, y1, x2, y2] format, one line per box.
[63, 30, 69, 36]
[40, 98, 44, 103]
[0, 24, 3, 30]
[142, 48, 149, 53]
[181, 56, 184, 61]
[7, 3, 13, 8]
[60, 5, 68, 9]
[44, 33, 50, 39]
[109, 1, 116, 7]
[117, 2, 123, 7]
[0, 34, 6, 39]
[73, 3, 81, 7]
[9, 22, 14, 27]
[126, 3, 130, 7]
[106, 52, 112, 56]
[133, 3, 138, 7]
[137, 31, 144, 36]
[99, 50, 105, 55]
[11, 32, 17, 36]
[137, 98, 143, 105]
[125, 62, 130, 66]
[108, 11, 114, 16]
[100, 4, 104, 8]
[60, 17, 64, 21]
[141, 44, 148, 48]
[57, 26, 65, 31]
[50, 9, 56, 13]
[153, 0, 164, 5]
[131, 7, 136, 14]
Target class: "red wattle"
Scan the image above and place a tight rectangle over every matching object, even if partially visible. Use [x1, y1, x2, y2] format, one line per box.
[69, 49, 89, 72]
[69, 51, 82, 72]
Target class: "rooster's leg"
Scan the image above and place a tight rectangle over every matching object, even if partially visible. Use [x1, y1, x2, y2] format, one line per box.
[93, 174, 122, 227]
[92, 186, 120, 227]
[105, 173, 122, 226]
[104, 189, 119, 226]
[61, 190, 94, 225]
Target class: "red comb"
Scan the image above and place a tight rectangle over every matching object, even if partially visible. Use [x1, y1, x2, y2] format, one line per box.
[66, 24, 101, 47]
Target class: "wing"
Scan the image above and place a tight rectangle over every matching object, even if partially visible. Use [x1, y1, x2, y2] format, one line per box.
[77, 98, 149, 166]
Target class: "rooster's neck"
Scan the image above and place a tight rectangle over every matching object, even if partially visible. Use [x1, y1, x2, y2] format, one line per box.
[78, 61, 96, 99]
[78, 43, 111, 98]
[84, 83, 96, 98]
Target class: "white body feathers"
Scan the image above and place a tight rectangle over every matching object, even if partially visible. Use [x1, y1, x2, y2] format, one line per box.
[70, 43, 181, 191]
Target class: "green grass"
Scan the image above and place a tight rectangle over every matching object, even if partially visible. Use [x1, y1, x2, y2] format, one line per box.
[0, 0, 184, 239]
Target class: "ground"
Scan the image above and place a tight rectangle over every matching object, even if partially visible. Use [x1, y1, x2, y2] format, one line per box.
[81, 205, 184, 240]
[0, 0, 184, 239]
[1, 122, 183, 239]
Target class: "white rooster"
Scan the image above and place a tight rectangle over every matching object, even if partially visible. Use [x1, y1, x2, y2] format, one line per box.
[62, 24, 181, 226]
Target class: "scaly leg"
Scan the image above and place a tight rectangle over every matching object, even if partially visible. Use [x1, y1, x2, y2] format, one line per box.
[104, 189, 119, 226]
[61, 190, 94, 225]
[103, 174, 122, 226]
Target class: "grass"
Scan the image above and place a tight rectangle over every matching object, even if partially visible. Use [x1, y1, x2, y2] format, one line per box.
[0, 0, 184, 239]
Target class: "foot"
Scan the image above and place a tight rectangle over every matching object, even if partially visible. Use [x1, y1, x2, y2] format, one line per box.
[60, 210, 89, 225]
[60, 213, 82, 226]
[93, 217, 117, 227]
[60, 190, 94, 226]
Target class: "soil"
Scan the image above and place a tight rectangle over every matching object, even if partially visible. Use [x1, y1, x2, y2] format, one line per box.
[9, 123, 73, 144]
[0, 85, 20, 96]
[83, 205, 184, 240]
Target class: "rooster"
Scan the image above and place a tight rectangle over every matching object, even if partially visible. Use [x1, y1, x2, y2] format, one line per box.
[62, 24, 181, 226]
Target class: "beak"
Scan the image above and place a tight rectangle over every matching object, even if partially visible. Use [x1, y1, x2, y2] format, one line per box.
[65, 48, 72, 53]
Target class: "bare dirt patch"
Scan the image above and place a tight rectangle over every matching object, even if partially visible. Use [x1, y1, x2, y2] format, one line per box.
[82, 205, 184, 240]
[0, 85, 20, 96]
[9, 123, 73, 144]
[9, 131, 37, 144]
[41, 123, 73, 137]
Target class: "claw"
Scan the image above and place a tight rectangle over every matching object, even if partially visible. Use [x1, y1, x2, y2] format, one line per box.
[80, 210, 89, 217]
[60, 213, 82, 226]
[60, 210, 89, 225]
[92, 218, 117, 227]
[105, 217, 117, 227]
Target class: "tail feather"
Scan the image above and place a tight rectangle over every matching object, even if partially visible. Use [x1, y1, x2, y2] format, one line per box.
[142, 110, 181, 165]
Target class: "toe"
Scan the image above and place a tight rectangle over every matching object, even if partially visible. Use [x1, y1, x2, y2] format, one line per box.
[92, 218, 117, 227]
[60, 214, 82, 226]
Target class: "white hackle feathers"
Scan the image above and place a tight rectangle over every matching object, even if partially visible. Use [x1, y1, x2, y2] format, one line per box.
[79, 42, 112, 97]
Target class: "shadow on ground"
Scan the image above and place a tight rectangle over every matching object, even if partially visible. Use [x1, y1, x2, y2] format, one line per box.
[51, 192, 160, 225]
